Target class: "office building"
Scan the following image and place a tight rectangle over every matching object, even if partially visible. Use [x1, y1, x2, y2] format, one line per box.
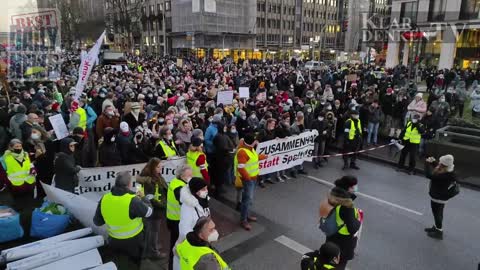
[386, 0, 480, 70]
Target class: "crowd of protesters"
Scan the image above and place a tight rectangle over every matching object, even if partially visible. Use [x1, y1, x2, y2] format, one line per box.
[0, 52, 479, 269]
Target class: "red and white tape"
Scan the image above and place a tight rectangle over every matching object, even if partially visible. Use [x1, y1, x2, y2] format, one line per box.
[312, 142, 395, 158]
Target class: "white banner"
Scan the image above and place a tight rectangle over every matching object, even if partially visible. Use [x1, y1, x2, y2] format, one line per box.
[75, 157, 186, 201]
[74, 31, 106, 101]
[257, 130, 318, 175]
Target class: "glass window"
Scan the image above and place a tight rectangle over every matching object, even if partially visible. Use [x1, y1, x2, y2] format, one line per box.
[400, 1, 417, 24]
[428, 0, 446, 21]
[460, 0, 480, 20]
[165, 1, 171, 11]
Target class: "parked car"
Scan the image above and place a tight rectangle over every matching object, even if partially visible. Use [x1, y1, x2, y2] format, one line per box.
[304, 61, 327, 71]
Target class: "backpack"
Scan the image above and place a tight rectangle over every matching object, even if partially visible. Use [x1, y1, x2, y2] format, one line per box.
[319, 206, 344, 237]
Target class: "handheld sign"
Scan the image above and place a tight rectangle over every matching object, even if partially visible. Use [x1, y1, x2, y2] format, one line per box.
[239, 87, 250, 99]
[217, 90, 234, 105]
[48, 114, 69, 140]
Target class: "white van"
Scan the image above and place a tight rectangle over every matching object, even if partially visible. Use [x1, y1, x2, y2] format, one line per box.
[304, 61, 326, 71]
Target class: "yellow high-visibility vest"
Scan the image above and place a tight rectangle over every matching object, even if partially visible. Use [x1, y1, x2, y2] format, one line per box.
[158, 140, 177, 158]
[186, 151, 208, 178]
[347, 118, 362, 140]
[76, 107, 87, 130]
[177, 238, 230, 270]
[4, 153, 35, 186]
[100, 193, 144, 239]
[403, 121, 421, 144]
[335, 205, 359, 236]
[166, 177, 187, 221]
[234, 147, 259, 179]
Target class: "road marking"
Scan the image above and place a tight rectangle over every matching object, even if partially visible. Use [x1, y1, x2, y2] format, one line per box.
[306, 175, 424, 216]
[274, 235, 312, 254]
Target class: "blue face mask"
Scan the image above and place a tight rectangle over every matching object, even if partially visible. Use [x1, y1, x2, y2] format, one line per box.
[352, 185, 359, 193]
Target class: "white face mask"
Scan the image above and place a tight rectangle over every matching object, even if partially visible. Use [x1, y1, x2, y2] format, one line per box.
[352, 185, 359, 193]
[318, 117, 324, 121]
[207, 229, 219, 242]
[352, 115, 359, 120]
[412, 119, 418, 123]
[167, 124, 174, 130]
[198, 190, 208, 199]
[166, 134, 173, 140]
[31, 133, 41, 140]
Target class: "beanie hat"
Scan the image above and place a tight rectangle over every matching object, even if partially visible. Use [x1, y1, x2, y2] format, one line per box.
[319, 242, 340, 262]
[334, 175, 358, 190]
[330, 186, 352, 199]
[243, 133, 255, 146]
[191, 136, 203, 147]
[16, 104, 27, 114]
[439, 154, 454, 172]
[73, 127, 84, 136]
[120, 122, 130, 133]
[188, 177, 207, 194]
[52, 102, 60, 111]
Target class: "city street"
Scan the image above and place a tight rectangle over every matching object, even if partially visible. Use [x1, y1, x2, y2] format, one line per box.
[216, 158, 480, 270]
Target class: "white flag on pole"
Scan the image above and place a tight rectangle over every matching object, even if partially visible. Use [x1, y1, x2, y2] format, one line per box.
[74, 31, 106, 101]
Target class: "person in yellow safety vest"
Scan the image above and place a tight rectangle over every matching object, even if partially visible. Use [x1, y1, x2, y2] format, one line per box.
[1, 138, 36, 194]
[301, 242, 341, 270]
[177, 216, 230, 270]
[154, 126, 178, 160]
[186, 137, 210, 185]
[397, 114, 425, 175]
[136, 158, 168, 260]
[166, 164, 193, 270]
[93, 171, 153, 267]
[326, 176, 363, 270]
[67, 100, 87, 132]
[234, 134, 268, 231]
[342, 110, 362, 170]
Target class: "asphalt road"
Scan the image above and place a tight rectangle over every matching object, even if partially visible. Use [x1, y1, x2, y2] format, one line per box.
[219, 157, 480, 270]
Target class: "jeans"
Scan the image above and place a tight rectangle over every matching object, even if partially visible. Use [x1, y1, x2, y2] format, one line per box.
[240, 180, 256, 222]
[367, 122, 379, 144]
[431, 200, 445, 229]
[313, 141, 326, 164]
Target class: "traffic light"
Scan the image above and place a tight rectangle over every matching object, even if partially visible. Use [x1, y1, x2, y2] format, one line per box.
[342, 20, 348, 32]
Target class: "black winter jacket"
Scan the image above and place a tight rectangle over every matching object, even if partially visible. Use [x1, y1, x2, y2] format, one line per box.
[54, 138, 80, 193]
[426, 162, 457, 201]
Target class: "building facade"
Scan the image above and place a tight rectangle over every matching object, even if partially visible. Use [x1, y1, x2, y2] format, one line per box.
[104, 0, 172, 56]
[386, 0, 480, 70]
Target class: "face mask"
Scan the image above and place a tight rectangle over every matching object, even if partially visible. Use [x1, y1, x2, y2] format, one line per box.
[106, 111, 114, 116]
[320, 102, 326, 106]
[167, 124, 174, 130]
[31, 133, 41, 140]
[12, 149, 22, 154]
[207, 229, 219, 242]
[198, 190, 208, 199]
[412, 119, 418, 123]
[352, 185, 359, 193]
[240, 115, 246, 120]
[326, 106, 332, 111]
[440, 98, 445, 102]
[250, 115, 256, 119]
[352, 115, 359, 120]
[307, 108, 312, 113]
[147, 94, 153, 98]
[230, 128, 237, 133]
[318, 117, 324, 121]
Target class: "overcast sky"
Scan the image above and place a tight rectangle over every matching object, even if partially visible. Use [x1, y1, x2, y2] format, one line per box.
[1, 0, 38, 32]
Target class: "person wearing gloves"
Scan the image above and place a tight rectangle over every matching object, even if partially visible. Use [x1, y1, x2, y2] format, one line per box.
[319, 176, 361, 270]
[176, 217, 228, 270]
[53, 137, 80, 193]
[136, 158, 168, 260]
[94, 171, 153, 268]
[173, 178, 211, 270]
[424, 155, 458, 240]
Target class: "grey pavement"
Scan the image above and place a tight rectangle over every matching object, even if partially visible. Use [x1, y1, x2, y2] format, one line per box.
[215, 157, 480, 270]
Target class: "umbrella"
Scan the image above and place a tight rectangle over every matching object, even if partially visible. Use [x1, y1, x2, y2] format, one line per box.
[24, 66, 45, 76]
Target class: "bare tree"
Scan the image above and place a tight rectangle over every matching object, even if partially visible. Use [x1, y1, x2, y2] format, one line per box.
[105, 0, 143, 49]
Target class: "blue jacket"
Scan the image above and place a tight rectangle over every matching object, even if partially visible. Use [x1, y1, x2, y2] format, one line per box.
[204, 123, 218, 154]
[85, 105, 98, 129]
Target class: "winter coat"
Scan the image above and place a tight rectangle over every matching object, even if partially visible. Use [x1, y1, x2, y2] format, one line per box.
[98, 137, 123, 167]
[407, 99, 427, 119]
[213, 132, 235, 170]
[9, 113, 27, 140]
[96, 114, 120, 139]
[367, 105, 382, 124]
[204, 123, 218, 154]
[123, 112, 146, 131]
[380, 95, 395, 116]
[325, 190, 360, 261]
[257, 128, 276, 143]
[136, 175, 167, 219]
[290, 122, 305, 135]
[54, 138, 80, 193]
[178, 186, 210, 245]
[426, 162, 457, 202]
[311, 119, 327, 142]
